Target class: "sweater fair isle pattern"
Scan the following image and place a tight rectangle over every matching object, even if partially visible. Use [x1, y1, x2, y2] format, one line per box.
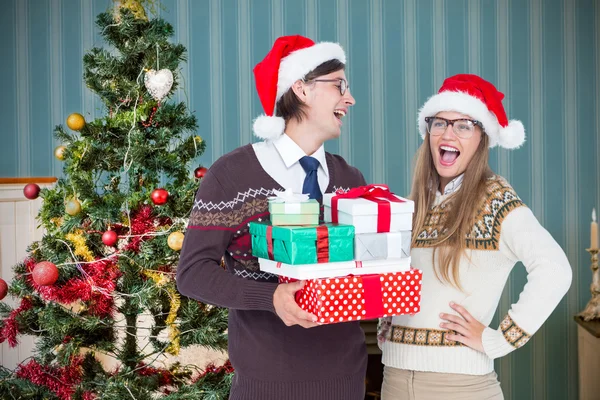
[381, 176, 572, 375]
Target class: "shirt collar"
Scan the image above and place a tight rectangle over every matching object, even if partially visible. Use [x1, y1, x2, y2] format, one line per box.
[439, 174, 464, 196]
[273, 134, 329, 176]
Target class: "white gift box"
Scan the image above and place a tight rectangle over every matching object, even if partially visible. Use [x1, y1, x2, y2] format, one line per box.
[355, 231, 411, 261]
[258, 257, 411, 280]
[323, 192, 414, 234]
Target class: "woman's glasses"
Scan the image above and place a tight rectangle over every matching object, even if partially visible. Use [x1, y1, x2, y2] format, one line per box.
[425, 116, 484, 139]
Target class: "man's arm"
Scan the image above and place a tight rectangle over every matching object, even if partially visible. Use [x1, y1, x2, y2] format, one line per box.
[176, 168, 318, 327]
[176, 169, 277, 311]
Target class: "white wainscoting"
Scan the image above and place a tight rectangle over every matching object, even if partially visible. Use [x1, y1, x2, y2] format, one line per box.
[0, 182, 50, 369]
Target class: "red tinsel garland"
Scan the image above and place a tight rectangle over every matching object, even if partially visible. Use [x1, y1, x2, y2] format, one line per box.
[82, 392, 96, 400]
[193, 360, 234, 382]
[25, 258, 121, 318]
[0, 297, 33, 347]
[71, 205, 171, 254]
[136, 362, 174, 386]
[15, 356, 86, 400]
[125, 205, 172, 252]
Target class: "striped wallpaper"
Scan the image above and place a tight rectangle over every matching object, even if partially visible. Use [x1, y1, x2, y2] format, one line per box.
[1, 1, 599, 399]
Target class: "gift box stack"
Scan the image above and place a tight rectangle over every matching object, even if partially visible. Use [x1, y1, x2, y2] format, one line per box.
[250, 186, 422, 325]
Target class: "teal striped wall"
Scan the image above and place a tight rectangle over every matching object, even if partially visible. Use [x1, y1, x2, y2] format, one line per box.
[1, 1, 598, 399]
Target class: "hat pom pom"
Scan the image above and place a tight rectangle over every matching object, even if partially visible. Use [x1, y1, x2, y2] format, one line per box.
[253, 115, 286, 140]
[498, 120, 526, 149]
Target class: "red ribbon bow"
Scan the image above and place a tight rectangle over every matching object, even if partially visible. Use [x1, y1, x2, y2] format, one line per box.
[331, 184, 403, 233]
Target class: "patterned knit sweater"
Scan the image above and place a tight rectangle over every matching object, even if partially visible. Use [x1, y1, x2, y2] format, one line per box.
[176, 144, 368, 399]
[381, 176, 572, 375]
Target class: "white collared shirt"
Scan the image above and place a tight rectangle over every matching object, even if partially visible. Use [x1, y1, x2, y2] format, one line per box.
[252, 134, 330, 195]
[438, 174, 464, 196]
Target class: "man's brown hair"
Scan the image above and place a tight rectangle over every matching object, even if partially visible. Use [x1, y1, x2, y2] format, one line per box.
[275, 59, 345, 123]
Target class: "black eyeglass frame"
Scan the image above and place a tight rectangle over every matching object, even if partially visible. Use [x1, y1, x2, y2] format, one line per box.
[306, 78, 348, 96]
[424, 116, 485, 138]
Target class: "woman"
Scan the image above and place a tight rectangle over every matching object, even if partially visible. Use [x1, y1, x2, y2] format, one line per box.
[378, 74, 572, 399]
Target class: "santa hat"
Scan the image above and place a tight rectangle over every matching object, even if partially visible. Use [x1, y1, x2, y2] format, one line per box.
[417, 74, 525, 149]
[252, 35, 346, 140]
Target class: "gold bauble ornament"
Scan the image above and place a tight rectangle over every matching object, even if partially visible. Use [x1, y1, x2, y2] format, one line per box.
[65, 198, 82, 216]
[66, 113, 85, 131]
[54, 145, 66, 161]
[167, 231, 184, 251]
[194, 136, 203, 144]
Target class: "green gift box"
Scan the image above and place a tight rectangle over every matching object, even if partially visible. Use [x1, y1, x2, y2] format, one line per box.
[249, 221, 355, 265]
[268, 199, 320, 226]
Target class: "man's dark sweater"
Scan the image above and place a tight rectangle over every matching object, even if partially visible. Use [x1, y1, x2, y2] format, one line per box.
[177, 144, 368, 399]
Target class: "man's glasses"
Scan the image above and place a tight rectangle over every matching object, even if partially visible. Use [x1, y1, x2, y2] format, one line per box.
[425, 116, 484, 139]
[307, 78, 348, 96]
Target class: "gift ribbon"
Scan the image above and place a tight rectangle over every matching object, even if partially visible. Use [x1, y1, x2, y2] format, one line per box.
[315, 225, 330, 263]
[269, 189, 309, 215]
[331, 184, 403, 233]
[361, 274, 385, 319]
[266, 225, 274, 260]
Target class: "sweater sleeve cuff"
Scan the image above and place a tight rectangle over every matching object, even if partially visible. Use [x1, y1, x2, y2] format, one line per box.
[481, 327, 516, 360]
[243, 282, 278, 313]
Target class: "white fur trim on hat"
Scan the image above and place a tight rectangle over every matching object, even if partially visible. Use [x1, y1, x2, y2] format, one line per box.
[497, 120, 526, 149]
[253, 114, 286, 140]
[276, 42, 346, 101]
[417, 91, 525, 149]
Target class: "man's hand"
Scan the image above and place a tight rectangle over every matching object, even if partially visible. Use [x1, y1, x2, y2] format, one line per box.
[273, 280, 319, 328]
[440, 302, 486, 353]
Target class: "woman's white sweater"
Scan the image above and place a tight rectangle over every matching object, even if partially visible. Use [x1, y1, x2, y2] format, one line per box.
[381, 176, 572, 375]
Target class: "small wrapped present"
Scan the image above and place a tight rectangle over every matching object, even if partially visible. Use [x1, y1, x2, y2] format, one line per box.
[250, 221, 354, 264]
[323, 185, 414, 234]
[258, 257, 411, 279]
[355, 231, 411, 261]
[280, 269, 423, 325]
[268, 188, 320, 226]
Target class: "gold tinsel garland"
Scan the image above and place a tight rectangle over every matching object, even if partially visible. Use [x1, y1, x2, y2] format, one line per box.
[50, 217, 63, 228]
[143, 270, 180, 355]
[65, 231, 94, 262]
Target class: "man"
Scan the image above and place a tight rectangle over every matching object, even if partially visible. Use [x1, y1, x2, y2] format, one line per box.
[177, 35, 367, 399]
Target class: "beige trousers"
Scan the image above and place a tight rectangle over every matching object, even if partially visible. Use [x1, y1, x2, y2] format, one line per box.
[381, 366, 504, 400]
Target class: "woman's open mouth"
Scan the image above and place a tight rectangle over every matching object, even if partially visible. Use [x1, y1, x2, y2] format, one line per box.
[439, 145, 460, 166]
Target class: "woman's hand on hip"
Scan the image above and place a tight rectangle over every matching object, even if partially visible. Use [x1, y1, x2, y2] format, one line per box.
[439, 302, 485, 352]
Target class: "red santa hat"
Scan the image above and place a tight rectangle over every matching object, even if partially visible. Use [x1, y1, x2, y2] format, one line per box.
[417, 74, 525, 149]
[252, 35, 346, 140]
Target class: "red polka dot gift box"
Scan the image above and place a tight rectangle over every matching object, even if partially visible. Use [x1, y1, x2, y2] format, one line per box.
[280, 269, 423, 325]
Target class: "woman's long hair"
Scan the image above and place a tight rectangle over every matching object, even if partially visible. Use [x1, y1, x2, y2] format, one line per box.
[409, 131, 493, 289]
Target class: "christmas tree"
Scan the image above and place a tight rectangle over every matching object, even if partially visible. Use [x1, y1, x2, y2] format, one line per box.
[0, 3, 232, 399]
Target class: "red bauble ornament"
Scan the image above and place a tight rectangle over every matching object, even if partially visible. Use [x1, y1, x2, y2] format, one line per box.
[151, 188, 169, 205]
[0, 279, 8, 300]
[23, 183, 41, 200]
[194, 167, 208, 179]
[102, 230, 118, 246]
[32, 261, 59, 286]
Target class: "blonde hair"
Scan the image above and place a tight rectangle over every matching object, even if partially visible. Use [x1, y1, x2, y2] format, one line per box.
[409, 131, 493, 289]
